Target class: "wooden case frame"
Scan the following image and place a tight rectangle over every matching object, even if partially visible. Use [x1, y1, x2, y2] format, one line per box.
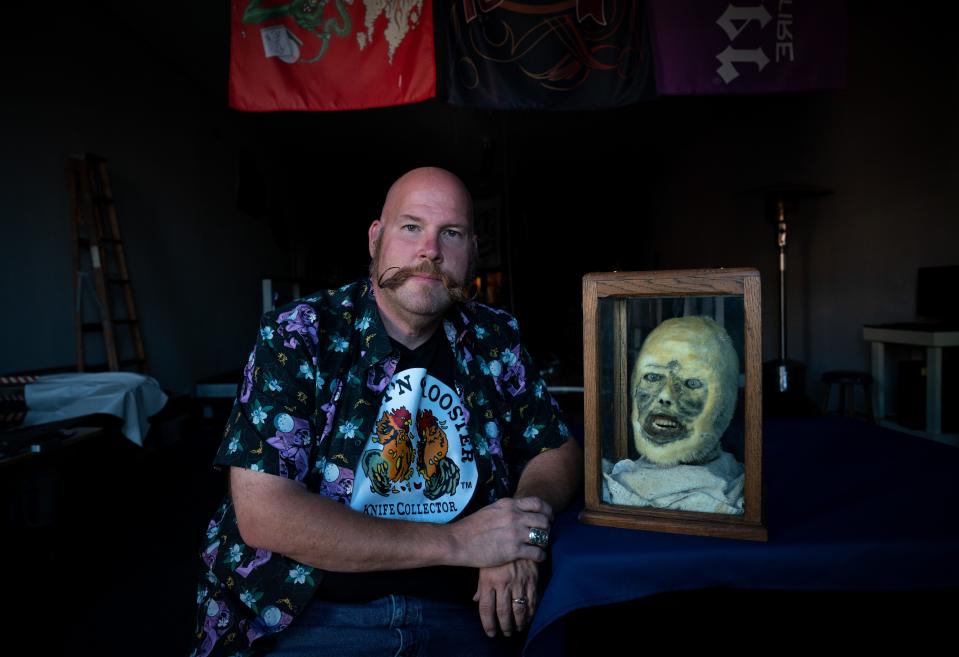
[579, 268, 767, 541]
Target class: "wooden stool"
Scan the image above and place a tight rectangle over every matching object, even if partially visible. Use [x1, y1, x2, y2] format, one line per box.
[820, 370, 875, 422]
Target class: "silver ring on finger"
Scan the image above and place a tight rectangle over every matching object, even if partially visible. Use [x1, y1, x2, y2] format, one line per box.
[512, 597, 528, 607]
[527, 527, 549, 548]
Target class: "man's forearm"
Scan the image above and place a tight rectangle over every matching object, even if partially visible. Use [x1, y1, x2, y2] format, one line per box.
[232, 466, 455, 571]
[230, 466, 551, 573]
[513, 439, 583, 513]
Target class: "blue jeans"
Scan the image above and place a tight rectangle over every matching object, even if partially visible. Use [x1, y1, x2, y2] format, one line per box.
[265, 595, 523, 657]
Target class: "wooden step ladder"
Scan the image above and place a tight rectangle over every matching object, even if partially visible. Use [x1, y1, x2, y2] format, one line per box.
[66, 154, 147, 373]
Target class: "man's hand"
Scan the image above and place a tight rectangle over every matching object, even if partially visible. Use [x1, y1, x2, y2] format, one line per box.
[466, 436, 580, 637]
[474, 559, 540, 638]
[449, 496, 553, 568]
[465, 496, 554, 637]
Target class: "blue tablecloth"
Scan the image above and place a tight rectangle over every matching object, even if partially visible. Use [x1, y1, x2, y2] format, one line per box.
[525, 418, 959, 656]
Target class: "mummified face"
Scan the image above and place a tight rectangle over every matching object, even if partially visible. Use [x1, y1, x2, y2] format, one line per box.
[630, 316, 739, 466]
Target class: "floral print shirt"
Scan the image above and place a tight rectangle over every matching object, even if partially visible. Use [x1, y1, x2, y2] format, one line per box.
[190, 279, 571, 657]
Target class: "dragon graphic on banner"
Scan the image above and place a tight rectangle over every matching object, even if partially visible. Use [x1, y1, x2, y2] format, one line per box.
[230, 0, 436, 110]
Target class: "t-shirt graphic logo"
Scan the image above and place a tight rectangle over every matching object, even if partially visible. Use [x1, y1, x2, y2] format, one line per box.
[415, 409, 461, 500]
[363, 406, 416, 495]
[352, 368, 477, 522]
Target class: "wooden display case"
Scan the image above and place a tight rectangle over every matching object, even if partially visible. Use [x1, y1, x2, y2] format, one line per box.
[580, 268, 767, 541]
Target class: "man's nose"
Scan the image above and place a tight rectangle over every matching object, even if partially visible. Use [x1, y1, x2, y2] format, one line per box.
[418, 230, 442, 261]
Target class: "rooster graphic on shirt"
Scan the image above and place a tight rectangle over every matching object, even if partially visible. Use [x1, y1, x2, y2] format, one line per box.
[361, 406, 460, 500]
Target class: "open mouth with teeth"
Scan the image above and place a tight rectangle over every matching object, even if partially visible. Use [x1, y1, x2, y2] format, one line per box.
[642, 413, 688, 443]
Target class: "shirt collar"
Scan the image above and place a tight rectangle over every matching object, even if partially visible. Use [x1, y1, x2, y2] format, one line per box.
[349, 280, 393, 370]
[355, 278, 477, 367]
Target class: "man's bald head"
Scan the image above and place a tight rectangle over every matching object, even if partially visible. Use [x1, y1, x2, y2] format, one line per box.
[379, 167, 474, 232]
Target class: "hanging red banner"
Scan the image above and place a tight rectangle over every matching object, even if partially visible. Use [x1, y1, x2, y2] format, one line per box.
[230, 0, 436, 111]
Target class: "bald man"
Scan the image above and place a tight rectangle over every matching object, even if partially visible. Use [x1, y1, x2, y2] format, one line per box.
[190, 168, 581, 657]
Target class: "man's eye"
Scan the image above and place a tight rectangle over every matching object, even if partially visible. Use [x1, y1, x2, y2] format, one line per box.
[401, 224, 419, 232]
[444, 229, 462, 238]
[685, 379, 703, 389]
[643, 373, 663, 382]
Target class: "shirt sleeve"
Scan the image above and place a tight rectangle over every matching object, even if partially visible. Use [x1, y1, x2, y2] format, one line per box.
[500, 323, 572, 471]
[214, 308, 317, 482]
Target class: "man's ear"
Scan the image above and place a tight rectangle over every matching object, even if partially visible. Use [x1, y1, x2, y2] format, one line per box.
[368, 220, 382, 258]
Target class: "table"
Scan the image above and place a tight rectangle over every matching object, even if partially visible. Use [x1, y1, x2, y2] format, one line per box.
[525, 418, 959, 656]
[0, 423, 104, 468]
[1, 417, 112, 529]
[863, 324, 959, 434]
[22, 372, 167, 445]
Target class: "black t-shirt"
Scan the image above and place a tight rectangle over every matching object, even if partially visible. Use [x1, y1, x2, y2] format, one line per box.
[316, 328, 485, 603]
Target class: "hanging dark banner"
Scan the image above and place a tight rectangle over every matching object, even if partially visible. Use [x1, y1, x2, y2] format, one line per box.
[648, 0, 847, 95]
[230, 0, 436, 111]
[439, 1, 655, 110]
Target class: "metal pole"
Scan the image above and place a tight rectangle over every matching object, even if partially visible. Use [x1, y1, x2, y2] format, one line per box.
[777, 199, 788, 361]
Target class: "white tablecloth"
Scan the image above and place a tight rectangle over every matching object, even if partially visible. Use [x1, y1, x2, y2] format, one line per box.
[23, 372, 168, 446]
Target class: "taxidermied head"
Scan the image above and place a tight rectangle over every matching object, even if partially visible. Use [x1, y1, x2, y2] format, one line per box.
[630, 316, 739, 466]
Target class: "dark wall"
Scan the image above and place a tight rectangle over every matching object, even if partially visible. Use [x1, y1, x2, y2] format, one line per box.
[2, 2, 956, 406]
[615, 5, 959, 402]
[0, 2, 288, 392]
